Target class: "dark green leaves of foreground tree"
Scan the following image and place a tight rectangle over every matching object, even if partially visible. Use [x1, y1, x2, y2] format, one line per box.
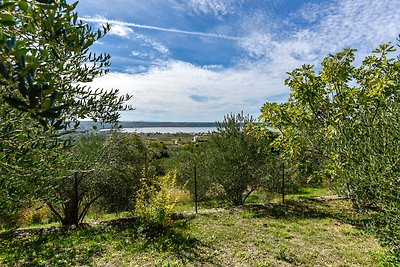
[0, 0, 131, 226]
[0, 0, 130, 126]
[261, 38, 400, 261]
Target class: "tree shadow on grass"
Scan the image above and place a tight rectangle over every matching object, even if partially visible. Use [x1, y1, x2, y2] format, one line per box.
[0, 217, 218, 266]
[247, 199, 400, 266]
[0, 224, 105, 266]
[125, 216, 223, 266]
[245, 199, 369, 226]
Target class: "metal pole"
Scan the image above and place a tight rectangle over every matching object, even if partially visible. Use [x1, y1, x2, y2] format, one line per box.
[194, 165, 198, 214]
[282, 162, 285, 204]
[194, 166, 197, 214]
[192, 144, 200, 214]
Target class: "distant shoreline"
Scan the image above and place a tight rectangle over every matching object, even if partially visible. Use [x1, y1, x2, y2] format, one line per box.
[79, 121, 218, 130]
[122, 127, 216, 134]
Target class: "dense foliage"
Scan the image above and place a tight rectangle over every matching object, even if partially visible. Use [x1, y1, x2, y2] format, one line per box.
[135, 171, 178, 229]
[41, 132, 148, 225]
[0, 0, 130, 126]
[175, 113, 283, 206]
[261, 39, 400, 260]
[0, 1, 397, 263]
[0, 0, 131, 225]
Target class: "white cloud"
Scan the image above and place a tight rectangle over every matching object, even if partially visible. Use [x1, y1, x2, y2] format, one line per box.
[86, 15, 134, 39]
[239, 0, 400, 69]
[82, 15, 170, 58]
[88, 60, 286, 121]
[188, 0, 239, 17]
[296, 2, 335, 24]
[134, 33, 169, 55]
[302, 0, 400, 54]
[84, 0, 400, 121]
[109, 24, 134, 38]
[239, 32, 274, 59]
[131, 51, 142, 57]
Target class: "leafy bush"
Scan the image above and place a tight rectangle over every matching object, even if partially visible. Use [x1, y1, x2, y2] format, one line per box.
[260, 39, 400, 260]
[184, 113, 281, 206]
[44, 132, 148, 225]
[99, 132, 148, 212]
[134, 172, 178, 228]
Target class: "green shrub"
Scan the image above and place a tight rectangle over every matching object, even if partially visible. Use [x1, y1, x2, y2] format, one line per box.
[134, 172, 178, 228]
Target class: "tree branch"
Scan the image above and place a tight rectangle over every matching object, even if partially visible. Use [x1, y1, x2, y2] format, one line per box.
[78, 194, 101, 223]
[243, 187, 257, 204]
[46, 202, 63, 223]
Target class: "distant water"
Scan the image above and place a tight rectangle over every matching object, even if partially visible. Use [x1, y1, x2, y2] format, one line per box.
[122, 127, 217, 134]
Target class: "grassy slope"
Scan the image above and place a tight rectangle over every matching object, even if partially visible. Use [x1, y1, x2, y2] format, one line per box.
[173, 187, 335, 213]
[0, 199, 387, 267]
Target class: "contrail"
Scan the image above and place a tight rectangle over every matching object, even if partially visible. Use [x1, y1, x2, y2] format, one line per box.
[79, 17, 242, 41]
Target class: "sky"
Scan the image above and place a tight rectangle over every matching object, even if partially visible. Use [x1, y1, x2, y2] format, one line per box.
[75, 0, 400, 122]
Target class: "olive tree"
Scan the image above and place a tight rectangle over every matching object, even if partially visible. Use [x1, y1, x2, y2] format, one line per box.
[171, 144, 218, 201]
[0, 0, 130, 126]
[45, 134, 105, 226]
[201, 113, 277, 206]
[46, 132, 148, 225]
[0, 0, 131, 225]
[99, 132, 148, 212]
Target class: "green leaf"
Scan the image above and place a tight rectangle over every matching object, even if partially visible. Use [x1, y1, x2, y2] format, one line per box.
[17, 0, 28, 12]
[68, 1, 78, 11]
[15, 39, 28, 49]
[37, 109, 60, 119]
[4, 95, 30, 111]
[0, 62, 9, 78]
[42, 98, 51, 109]
[35, 2, 56, 10]
[6, 36, 16, 50]
[0, 14, 16, 26]
[0, 2, 15, 9]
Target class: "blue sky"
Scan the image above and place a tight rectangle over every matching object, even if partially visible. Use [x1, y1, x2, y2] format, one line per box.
[75, 0, 400, 122]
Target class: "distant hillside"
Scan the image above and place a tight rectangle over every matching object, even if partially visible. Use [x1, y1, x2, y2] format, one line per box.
[78, 121, 218, 130]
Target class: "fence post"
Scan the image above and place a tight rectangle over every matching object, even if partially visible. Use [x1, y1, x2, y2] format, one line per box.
[194, 165, 198, 214]
[282, 162, 285, 204]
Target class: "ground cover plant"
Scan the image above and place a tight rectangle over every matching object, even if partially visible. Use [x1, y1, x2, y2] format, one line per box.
[0, 198, 388, 266]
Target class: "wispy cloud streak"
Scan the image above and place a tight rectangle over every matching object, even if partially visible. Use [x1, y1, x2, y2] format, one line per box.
[80, 16, 242, 41]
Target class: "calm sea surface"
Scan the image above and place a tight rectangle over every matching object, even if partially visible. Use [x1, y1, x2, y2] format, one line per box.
[122, 127, 217, 134]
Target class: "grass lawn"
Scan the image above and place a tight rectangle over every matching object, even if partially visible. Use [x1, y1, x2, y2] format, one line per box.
[173, 187, 336, 213]
[0, 199, 388, 266]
